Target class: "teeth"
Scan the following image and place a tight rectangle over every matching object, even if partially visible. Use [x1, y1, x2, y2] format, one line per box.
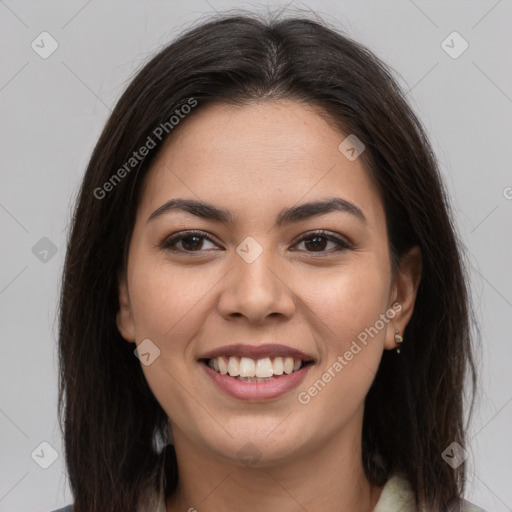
[227, 357, 240, 377]
[208, 355, 305, 377]
[239, 357, 256, 377]
[255, 357, 273, 378]
[218, 356, 228, 375]
[273, 357, 284, 375]
[283, 357, 295, 374]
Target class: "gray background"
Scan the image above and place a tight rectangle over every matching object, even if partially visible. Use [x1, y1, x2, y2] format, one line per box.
[1, 1, 511, 510]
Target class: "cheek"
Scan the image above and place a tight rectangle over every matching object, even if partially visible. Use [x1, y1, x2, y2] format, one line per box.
[303, 258, 391, 344]
[298, 257, 390, 404]
[127, 259, 211, 428]
[128, 257, 212, 342]
[296, 269, 389, 421]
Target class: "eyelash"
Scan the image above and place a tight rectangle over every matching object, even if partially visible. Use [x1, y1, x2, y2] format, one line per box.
[159, 229, 352, 256]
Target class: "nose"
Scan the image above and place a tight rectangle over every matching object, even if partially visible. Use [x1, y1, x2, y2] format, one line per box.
[217, 245, 296, 325]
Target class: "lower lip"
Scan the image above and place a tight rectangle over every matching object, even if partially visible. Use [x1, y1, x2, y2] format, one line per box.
[201, 362, 313, 401]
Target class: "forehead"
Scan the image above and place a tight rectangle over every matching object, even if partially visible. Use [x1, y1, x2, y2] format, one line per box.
[137, 100, 385, 230]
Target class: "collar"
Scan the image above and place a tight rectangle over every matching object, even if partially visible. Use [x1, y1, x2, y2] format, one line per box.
[373, 473, 416, 511]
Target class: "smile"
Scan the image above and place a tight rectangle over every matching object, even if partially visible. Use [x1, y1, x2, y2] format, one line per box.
[198, 344, 315, 401]
[205, 356, 307, 380]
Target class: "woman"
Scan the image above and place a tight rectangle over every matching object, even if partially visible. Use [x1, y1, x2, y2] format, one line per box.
[54, 11, 483, 512]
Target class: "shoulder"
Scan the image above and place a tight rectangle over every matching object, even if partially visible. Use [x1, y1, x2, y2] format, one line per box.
[48, 485, 487, 512]
[374, 473, 488, 512]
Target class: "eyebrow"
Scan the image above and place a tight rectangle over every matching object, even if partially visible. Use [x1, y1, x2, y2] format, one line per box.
[147, 197, 367, 226]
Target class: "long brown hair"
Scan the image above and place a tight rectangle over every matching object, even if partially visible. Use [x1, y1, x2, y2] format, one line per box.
[58, 10, 477, 512]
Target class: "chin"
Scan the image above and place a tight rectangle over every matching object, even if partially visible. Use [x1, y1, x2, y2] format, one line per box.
[198, 418, 312, 467]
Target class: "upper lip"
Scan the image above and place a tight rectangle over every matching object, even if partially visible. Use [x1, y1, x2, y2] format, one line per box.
[198, 344, 315, 361]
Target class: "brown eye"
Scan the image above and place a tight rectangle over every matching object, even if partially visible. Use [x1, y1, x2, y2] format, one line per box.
[293, 231, 351, 254]
[160, 231, 218, 253]
[160, 229, 351, 256]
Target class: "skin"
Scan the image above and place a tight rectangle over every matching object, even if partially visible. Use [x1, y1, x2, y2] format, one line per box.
[116, 99, 422, 512]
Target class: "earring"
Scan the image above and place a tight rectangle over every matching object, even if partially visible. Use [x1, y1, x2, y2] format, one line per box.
[394, 329, 404, 353]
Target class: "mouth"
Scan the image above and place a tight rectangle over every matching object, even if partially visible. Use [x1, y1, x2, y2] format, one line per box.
[201, 356, 314, 382]
[198, 344, 315, 401]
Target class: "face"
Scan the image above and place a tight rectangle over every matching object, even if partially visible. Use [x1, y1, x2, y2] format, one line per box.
[117, 99, 420, 466]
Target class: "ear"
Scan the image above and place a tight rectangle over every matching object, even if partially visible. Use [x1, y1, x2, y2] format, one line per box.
[384, 245, 422, 350]
[116, 273, 136, 343]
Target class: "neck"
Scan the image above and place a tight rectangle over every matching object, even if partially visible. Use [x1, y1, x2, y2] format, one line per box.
[165, 409, 383, 512]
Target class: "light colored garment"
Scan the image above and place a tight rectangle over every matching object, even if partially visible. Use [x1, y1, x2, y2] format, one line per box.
[372, 473, 486, 512]
[51, 468, 487, 511]
[150, 468, 486, 512]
